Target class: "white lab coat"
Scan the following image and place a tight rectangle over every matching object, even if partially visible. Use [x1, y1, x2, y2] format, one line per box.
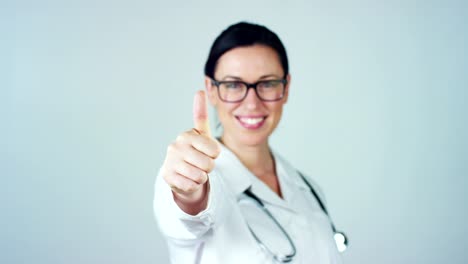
[153, 143, 343, 264]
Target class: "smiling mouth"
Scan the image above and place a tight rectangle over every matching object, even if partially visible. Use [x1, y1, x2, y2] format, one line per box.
[236, 116, 267, 129]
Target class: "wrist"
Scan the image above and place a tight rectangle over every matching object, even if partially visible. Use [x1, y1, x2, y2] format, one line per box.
[173, 181, 210, 215]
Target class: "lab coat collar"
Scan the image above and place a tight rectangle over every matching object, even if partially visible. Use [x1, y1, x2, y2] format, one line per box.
[213, 142, 252, 197]
[272, 150, 310, 207]
[274, 151, 311, 192]
[213, 142, 299, 212]
[273, 151, 330, 215]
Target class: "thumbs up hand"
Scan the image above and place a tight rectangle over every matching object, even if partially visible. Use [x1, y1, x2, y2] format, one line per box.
[161, 91, 221, 215]
[193, 90, 212, 138]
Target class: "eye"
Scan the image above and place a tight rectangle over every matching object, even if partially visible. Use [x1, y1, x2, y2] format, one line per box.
[223, 82, 243, 89]
[259, 80, 280, 88]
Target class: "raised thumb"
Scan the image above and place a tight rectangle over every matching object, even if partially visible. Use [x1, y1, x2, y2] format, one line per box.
[193, 90, 212, 137]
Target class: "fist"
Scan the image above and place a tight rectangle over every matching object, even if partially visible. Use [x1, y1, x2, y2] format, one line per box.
[161, 91, 221, 212]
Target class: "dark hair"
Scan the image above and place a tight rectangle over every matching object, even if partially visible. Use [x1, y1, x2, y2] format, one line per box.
[204, 22, 289, 79]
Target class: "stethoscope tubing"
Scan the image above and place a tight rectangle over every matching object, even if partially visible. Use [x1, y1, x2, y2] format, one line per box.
[244, 189, 297, 262]
[241, 171, 348, 262]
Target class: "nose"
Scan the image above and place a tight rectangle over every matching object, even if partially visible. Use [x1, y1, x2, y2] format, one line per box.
[243, 87, 261, 109]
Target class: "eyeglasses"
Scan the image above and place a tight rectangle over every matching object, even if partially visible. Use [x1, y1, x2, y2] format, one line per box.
[211, 79, 287, 103]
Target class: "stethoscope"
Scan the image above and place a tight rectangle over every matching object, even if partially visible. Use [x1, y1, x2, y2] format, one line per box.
[241, 171, 348, 263]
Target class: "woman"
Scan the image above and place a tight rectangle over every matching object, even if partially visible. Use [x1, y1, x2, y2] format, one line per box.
[154, 22, 346, 263]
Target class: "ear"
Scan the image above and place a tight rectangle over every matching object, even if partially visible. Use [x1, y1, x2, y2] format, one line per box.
[205, 76, 218, 106]
[283, 74, 291, 104]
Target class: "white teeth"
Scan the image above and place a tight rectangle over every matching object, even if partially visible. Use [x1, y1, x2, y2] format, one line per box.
[239, 117, 264, 125]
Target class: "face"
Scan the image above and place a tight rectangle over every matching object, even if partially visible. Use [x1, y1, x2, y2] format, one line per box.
[205, 44, 290, 147]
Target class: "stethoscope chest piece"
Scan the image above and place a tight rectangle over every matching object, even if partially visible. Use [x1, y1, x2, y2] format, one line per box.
[333, 231, 348, 253]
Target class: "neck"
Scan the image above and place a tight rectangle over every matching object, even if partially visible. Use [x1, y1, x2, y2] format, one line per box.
[220, 134, 275, 178]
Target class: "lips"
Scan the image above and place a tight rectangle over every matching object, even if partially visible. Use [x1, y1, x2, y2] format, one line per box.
[236, 116, 267, 129]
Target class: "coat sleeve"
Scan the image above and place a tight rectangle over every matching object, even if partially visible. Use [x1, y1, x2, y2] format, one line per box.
[153, 167, 228, 244]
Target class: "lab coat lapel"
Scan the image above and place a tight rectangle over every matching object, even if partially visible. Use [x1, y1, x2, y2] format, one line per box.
[273, 150, 310, 213]
[215, 143, 295, 211]
[214, 143, 252, 197]
[248, 172, 292, 211]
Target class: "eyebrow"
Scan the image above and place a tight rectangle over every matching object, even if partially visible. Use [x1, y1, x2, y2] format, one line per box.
[220, 74, 282, 81]
[221, 75, 242, 81]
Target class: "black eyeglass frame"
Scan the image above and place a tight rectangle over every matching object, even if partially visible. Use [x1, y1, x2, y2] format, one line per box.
[211, 78, 288, 103]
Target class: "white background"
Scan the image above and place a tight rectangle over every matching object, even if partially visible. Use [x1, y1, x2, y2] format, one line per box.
[2, 0, 468, 263]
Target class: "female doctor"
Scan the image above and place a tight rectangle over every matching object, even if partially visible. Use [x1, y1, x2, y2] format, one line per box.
[154, 22, 346, 263]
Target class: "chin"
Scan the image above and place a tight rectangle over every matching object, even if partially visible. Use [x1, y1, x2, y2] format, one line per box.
[227, 126, 274, 147]
[238, 134, 269, 147]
